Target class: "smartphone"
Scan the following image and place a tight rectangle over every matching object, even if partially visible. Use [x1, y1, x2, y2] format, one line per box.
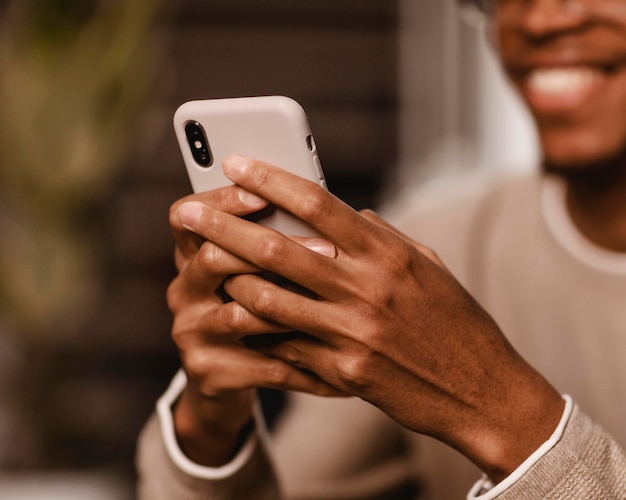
[173, 96, 327, 237]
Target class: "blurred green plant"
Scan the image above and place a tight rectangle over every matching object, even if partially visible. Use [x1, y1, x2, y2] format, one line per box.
[0, 0, 168, 342]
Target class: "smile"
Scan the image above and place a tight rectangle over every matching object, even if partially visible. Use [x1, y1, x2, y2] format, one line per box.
[527, 67, 604, 97]
[521, 65, 616, 115]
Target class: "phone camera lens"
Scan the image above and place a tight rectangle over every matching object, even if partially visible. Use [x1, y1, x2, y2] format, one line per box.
[184, 121, 213, 167]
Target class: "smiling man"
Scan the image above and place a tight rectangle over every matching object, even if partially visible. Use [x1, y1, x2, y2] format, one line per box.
[383, 1, 626, 495]
[498, 0, 626, 169]
[137, 1, 626, 498]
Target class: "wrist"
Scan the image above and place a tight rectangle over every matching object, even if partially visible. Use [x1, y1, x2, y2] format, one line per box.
[468, 395, 573, 499]
[173, 385, 255, 467]
[453, 368, 565, 483]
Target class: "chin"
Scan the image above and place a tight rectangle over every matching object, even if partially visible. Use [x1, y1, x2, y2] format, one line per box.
[542, 149, 607, 171]
[539, 127, 626, 173]
[542, 144, 626, 184]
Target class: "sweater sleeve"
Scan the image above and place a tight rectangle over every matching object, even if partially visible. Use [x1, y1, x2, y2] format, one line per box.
[135, 371, 281, 500]
[470, 403, 626, 499]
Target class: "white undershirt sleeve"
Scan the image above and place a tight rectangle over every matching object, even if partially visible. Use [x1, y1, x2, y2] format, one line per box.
[467, 394, 574, 500]
[156, 369, 265, 480]
[158, 371, 575, 495]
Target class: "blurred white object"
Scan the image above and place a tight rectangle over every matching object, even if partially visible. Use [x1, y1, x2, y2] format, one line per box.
[0, 472, 131, 500]
[391, 0, 538, 199]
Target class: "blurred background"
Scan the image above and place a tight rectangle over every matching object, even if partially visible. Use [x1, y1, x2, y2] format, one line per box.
[0, 0, 537, 497]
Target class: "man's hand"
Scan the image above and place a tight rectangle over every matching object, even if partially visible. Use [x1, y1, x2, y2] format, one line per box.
[176, 154, 565, 482]
[168, 184, 341, 467]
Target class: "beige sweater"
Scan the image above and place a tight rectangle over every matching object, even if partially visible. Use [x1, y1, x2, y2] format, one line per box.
[136, 174, 626, 499]
[136, 401, 626, 499]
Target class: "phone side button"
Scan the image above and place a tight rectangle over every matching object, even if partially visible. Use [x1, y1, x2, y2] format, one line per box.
[313, 155, 324, 180]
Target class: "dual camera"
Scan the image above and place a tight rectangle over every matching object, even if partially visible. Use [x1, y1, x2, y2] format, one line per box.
[184, 121, 212, 167]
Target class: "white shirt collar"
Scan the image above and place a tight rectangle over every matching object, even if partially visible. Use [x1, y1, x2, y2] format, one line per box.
[541, 175, 626, 275]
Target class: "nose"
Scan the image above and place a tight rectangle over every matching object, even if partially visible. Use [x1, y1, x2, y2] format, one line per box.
[515, 0, 587, 38]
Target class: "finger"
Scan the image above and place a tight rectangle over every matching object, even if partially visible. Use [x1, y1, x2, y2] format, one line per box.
[221, 155, 391, 255]
[223, 273, 346, 344]
[170, 186, 268, 260]
[180, 240, 261, 296]
[177, 201, 349, 298]
[199, 301, 290, 339]
[250, 334, 347, 392]
[183, 344, 344, 397]
[168, 283, 291, 349]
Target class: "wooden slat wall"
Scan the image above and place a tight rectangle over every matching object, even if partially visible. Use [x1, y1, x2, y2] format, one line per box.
[153, 0, 399, 207]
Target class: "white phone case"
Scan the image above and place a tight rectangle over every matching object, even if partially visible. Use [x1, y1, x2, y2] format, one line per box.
[173, 96, 327, 236]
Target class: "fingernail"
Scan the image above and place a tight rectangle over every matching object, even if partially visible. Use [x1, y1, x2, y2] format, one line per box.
[177, 201, 204, 230]
[223, 154, 250, 181]
[238, 188, 266, 207]
[302, 238, 337, 258]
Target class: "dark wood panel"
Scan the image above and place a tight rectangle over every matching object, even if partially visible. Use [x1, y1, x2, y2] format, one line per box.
[149, 0, 399, 208]
[175, 0, 396, 28]
[170, 27, 396, 104]
[308, 107, 396, 173]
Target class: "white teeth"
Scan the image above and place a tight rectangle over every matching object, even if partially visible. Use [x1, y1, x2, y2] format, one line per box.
[528, 67, 602, 95]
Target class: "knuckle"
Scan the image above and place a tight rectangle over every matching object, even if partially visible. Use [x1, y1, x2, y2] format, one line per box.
[256, 234, 286, 265]
[389, 242, 415, 273]
[412, 240, 441, 264]
[248, 160, 271, 188]
[423, 247, 443, 265]
[170, 315, 195, 351]
[264, 360, 291, 388]
[220, 304, 247, 334]
[211, 186, 246, 214]
[277, 342, 304, 368]
[298, 185, 329, 221]
[213, 187, 231, 208]
[181, 348, 208, 380]
[166, 278, 183, 313]
[372, 241, 420, 286]
[202, 210, 225, 239]
[365, 284, 395, 311]
[354, 280, 396, 322]
[336, 352, 373, 392]
[197, 241, 222, 268]
[251, 284, 279, 316]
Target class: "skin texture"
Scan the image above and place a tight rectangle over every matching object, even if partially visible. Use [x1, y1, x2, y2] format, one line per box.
[170, 155, 563, 482]
[167, 0, 626, 487]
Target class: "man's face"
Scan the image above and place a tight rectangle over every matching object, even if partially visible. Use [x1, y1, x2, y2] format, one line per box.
[494, 2, 626, 170]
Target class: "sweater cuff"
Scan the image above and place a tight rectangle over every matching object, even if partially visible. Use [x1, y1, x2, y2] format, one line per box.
[467, 394, 573, 500]
[156, 369, 264, 480]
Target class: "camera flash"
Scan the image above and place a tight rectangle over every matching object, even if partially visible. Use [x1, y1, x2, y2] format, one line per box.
[194, 140, 203, 149]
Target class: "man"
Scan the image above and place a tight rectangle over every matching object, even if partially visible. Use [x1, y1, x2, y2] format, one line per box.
[137, 0, 626, 498]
